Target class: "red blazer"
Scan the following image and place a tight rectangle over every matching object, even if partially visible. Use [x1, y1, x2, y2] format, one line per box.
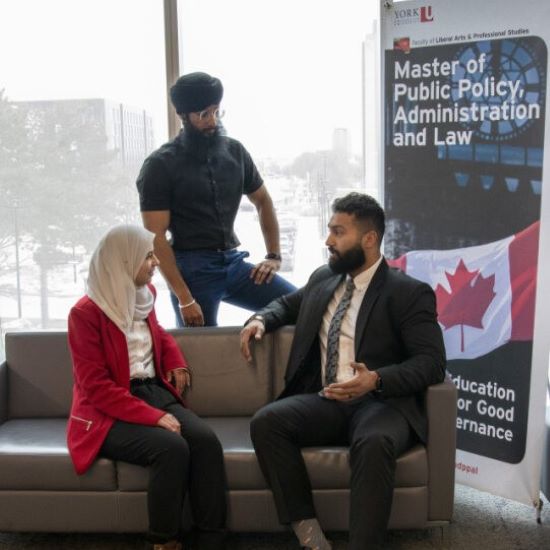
[66, 286, 187, 474]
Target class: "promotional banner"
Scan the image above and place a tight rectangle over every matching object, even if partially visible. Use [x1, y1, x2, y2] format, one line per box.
[381, 0, 550, 505]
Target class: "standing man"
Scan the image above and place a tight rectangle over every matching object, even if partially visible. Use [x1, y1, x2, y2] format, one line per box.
[137, 72, 295, 327]
[240, 193, 446, 550]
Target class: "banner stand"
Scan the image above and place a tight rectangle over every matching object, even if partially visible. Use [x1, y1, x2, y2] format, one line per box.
[380, 0, 550, 509]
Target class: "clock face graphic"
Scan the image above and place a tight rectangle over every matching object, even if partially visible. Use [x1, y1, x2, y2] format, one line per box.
[450, 39, 545, 141]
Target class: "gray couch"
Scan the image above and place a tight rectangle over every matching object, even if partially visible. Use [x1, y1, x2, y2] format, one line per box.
[0, 327, 457, 533]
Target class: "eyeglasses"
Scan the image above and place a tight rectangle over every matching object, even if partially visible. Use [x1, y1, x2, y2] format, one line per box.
[197, 108, 225, 121]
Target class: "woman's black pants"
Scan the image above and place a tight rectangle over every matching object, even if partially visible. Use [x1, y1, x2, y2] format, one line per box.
[100, 379, 226, 543]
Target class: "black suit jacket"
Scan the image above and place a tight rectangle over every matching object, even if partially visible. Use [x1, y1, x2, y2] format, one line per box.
[256, 259, 446, 443]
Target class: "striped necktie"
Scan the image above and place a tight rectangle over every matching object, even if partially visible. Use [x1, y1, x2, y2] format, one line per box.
[324, 278, 355, 385]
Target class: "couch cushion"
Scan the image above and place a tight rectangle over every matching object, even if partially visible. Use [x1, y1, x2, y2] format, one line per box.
[117, 417, 427, 491]
[117, 417, 268, 491]
[169, 328, 273, 416]
[0, 419, 116, 491]
[5, 332, 73, 418]
[303, 443, 427, 488]
[5, 328, 273, 419]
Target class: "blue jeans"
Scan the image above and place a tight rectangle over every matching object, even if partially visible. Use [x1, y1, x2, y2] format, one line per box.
[171, 249, 297, 327]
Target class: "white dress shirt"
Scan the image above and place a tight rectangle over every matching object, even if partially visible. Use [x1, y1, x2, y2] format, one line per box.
[126, 319, 156, 380]
[319, 256, 383, 384]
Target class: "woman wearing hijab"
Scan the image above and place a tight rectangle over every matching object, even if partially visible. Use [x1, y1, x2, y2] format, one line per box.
[67, 225, 226, 550]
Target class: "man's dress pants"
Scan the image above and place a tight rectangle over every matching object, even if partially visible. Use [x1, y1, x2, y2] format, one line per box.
[250, 392, 415, 550]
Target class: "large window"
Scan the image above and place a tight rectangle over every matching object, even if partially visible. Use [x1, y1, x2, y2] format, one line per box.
[0, 1, 380, 358]
[177, 0, 379, 324]
[0, 0, 167, 358]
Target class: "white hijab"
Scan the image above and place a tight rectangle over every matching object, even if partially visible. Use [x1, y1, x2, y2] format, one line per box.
[87, 225, 155, 334]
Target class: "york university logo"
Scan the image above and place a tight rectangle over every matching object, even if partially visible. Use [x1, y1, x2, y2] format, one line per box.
[394, 5, 434, 26]
[420, 6, 434, 21]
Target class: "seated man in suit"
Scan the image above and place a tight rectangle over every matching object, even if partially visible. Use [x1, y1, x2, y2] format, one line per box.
[240, 192, 446, 550]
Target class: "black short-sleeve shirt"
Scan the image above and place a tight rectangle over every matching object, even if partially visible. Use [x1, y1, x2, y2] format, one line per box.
[136, 132, 263, 251]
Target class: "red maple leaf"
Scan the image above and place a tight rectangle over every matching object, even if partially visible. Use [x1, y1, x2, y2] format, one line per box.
[435, 259, 496, 352]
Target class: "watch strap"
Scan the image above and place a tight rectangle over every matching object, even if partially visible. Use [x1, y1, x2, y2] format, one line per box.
[265, 252, 282, 261]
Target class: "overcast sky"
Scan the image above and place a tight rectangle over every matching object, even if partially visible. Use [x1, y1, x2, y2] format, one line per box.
[0, 0, 378, 160]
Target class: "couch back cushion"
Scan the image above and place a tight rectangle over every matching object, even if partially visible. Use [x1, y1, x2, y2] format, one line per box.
[272, 326, 295, 398]
[4, 325, 294, 419]
[5, 332, 73, 418]
[169, 327, 273, 416]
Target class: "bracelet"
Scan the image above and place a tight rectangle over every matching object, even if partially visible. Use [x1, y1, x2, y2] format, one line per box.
[178, 299, 196, 309]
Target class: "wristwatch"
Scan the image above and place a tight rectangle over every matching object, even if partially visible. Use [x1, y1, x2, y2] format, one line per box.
[374, 372, 383, 393]
[265, 252, 282, 261]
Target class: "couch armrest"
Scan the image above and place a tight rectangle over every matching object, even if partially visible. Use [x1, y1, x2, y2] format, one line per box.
[426, 374, 457, 522]
[0, 360, 7, 424]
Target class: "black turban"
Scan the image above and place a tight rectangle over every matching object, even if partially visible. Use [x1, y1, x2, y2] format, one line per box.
[170, 72, 224, 114]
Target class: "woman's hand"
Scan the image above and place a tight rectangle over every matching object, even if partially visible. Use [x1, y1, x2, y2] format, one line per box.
[157, 413, 181, 433]
[167, 368, 191, 395]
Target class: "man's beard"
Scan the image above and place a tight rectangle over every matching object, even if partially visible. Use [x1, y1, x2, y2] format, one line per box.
[183, 120, 225, 144]
[180, 120, 226, 159]
[328, 243, 365, 274]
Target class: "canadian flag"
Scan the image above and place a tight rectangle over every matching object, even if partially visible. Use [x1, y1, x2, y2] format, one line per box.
[388, 222, 539, 360]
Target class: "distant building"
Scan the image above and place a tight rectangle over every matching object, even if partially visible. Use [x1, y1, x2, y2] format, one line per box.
[15, 98, 154, 167]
